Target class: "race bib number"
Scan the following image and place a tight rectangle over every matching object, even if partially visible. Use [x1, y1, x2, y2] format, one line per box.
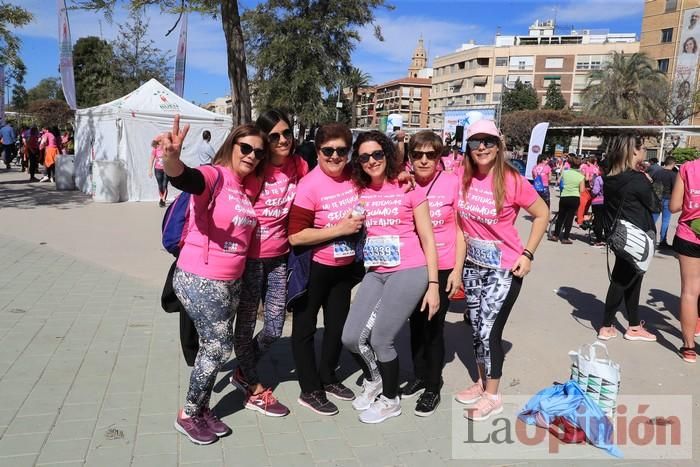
[467, 237, 502, 269]
[333, 240, 356, 258]
[363, 235, 401, 267]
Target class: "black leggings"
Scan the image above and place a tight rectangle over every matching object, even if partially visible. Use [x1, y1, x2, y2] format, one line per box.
[554, 196, 580, 240]
[291, 260, 364, 394]
[46, 164, 56, 180]
[154, 168, 169, 196]
[591, 204, 605, 243]
[28, 150, 39, 178]
[409, 268, 452, 392]
[603, 256, 643, 327]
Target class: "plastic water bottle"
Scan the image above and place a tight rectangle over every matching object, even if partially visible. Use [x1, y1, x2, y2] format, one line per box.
[351, 201, 366, 218]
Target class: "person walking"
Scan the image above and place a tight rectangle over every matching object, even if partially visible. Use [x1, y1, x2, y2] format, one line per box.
[532, 154, 552, 207]
[148, 140, 169, 207]
[342, 130, 440, 424]
[453, 119, 548, 422]
[651, 157, 677, 249]
[39, 127, 61, 183]
[0, 121, 16, 170]
[590, 160, 607, 247]
[25, 127, 41, 182]
[669, 158, 700, 363]
[550, 155, 585, 244]
[400, 130, 465, 417]
[198, 130, 216, 166]
[159, 116, 267, 445]
[598, 133, 658, 342]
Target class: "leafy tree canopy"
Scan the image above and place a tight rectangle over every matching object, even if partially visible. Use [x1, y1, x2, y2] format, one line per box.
[74, 36, 122, 107]
[27, 99, 74, 128]
[27, 78, 65, 102]
[501, 79, 538, 114]
[543, 81, 566, 110]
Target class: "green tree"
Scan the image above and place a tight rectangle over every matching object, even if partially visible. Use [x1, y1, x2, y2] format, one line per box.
[9, 58, 27, 111]
[243, 0, 390, 128]
[112, 8, 173, 91]
[581, 52, 665, 122]
[0, 3, 33, 78]
[345, 67, 371, 128]
[543, 81, 566, 110]
[671, 147, 700, 163]
[501, 79, 538, 114]
[27, 78, 65, 102]
[74, 36, 122, 107]
[27, 99, 74, 128]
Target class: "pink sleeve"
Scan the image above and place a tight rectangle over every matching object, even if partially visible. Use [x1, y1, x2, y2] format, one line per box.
[409, 188, 427, 209]
[198, 165, 220, 194]
[293, 179, 315, 210]
[514, 175, 539, 208]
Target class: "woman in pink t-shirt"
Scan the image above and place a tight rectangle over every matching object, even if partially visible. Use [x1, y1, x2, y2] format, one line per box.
[148, 140, 169, 207]
[341, 131, 439, 424]
[159, 117, 266, 445]
[670, 159, 700, 363]
[454, 120, 548, 422]
[231, 110, 308, 417]
[401, 131, 466, 416]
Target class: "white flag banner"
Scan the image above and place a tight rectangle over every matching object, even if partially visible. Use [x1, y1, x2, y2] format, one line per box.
[174, 13, 188, 97]
[57, 0, 77, 109]
[0, 65, 4, 122]
[525, 122, 549, 180]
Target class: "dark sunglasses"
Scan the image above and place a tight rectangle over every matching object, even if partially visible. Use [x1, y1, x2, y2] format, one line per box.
[320, 146, 350, 158]
[236, 142, 266, 160]
[357, 150, 385, 164]
[410, 150, 439, 161]
[467, 137, 499, 150]
[268, 128, 294, 144]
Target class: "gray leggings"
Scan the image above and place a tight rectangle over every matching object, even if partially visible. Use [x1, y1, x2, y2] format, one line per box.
[342, 266, 427, 381]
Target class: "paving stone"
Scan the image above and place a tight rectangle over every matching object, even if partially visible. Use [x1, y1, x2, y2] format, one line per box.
[102, 391, 142, 409]
[299, 419, 342, 441]
[48, 419, 97, 441]
[84, 445, 133, 467]
[56, 403, 100, 422]
[352, 444, 400, 466]
[0, 432, 48, 456]
[268, 452, 315, 466]
[137, 413, 175, 435]
[0, 454, 38, 467]
[179, 438, 224, 464]
[5, 414, 57, 435]
[131, 453, 178, 467]
[263, 431, 308, 456]
[35, 438, 91, 464]
[133, 432, 178, 456]
[383, 430, 429, 455]
[258, 413, 301, 434]
[223, 443, 270, 466]
[219, 425, 263, 447]
[314, 460, 361, 467]
[308, 438, 354, 461]
[341, 425, 381, 448]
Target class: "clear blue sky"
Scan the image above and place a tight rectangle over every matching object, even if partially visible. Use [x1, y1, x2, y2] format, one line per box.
[15, 0, 644, 106]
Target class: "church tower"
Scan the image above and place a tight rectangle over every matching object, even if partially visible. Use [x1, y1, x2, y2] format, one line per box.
[408, 37, 427, 78]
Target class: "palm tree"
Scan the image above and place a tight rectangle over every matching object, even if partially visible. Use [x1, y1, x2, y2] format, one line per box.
[345, 67, 371, 128]
[581, 52, 666, 122]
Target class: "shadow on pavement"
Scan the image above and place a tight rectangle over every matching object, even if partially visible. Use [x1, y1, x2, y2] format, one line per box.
[0, 177, 91, 209]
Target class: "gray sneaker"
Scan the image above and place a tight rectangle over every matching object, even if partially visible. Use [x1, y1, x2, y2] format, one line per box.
[359, 395, 401, 424]
[324, 382, 355, 401]
[352, 378, 383, 411]
[298, 390, 339, 416]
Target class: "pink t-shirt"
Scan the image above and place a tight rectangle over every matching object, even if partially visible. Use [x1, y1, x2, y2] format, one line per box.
[532, 163, 551, 185]
[152, 147, 164, 170]
[360, 180, 427, 273]
[177, 166, 258, 281]
[457, 171, 539, 270]
[293, 166, 359, 266]
[441, 155, 464, 173]
[414, 172, 460, 270]
[245, 154, 309, 258]
[676, 160, 700, 245]
[581, 163, 599, 181]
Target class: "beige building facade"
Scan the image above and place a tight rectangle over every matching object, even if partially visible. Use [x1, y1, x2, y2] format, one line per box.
[430, 20, 639, 128]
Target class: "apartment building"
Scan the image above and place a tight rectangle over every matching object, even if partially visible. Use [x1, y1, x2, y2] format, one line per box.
[430, 20, 639, 128]
[203, 96, 232, 115]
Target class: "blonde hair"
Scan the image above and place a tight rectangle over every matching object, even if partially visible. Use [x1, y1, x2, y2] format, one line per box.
[461, 137, 520, 213]
[607, 133, 642, 176]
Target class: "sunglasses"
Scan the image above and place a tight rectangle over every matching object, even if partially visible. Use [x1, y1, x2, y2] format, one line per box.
[410, 150, 439, 161]
[467, 137, 499, 150]
[357, 150, 385, 164]
[268, 128, 294, 145]
[320, 146, 350, 158]
[236, 142, 266, 160]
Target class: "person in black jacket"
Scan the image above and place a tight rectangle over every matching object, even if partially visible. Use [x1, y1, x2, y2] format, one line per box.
[598, 133, 658, 342]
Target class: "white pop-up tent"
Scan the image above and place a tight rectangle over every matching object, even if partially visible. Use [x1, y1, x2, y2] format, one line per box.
[74, 79, 232, 201]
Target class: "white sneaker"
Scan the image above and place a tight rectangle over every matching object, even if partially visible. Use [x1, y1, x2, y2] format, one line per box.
[352, 378, 383, 411]
[359, 395, 401, 424]
[39, 176, 49, 182]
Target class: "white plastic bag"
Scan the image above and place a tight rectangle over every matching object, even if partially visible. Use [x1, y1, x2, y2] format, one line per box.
[569, 342, 621, 417]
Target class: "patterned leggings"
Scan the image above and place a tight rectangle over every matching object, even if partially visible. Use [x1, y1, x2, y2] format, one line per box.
[463, 262, 522, 379]
[173, 268, 241, 416]
[233, 256, 287, 385]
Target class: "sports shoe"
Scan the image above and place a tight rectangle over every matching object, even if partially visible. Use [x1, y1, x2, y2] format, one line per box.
[359, 395, 401, 424]
[39, 176, 49, 182]
[244, 388, 289, 417]
[455, 380, 484, 405]
[679, 347, 697, 363]
[229, 368, 250, 393]
[548, 235, 559, 242]
[597, 325, 617, 341]
[695, 318, 700, 337]
[624, 321, 657, 342]
[298, 390, 339, 415]
[464, 393, 503, 421]
[400, 379, 425, 399]
[201, 407, 231, 437]
[352, 378, 383, 411]
[414, 390, 440, 417]
[324, 382, 355, 401]
[560, 239, 573, 245]
[174, 412, 217, 445]
[159, 200, 166, 207]
[28, 177, 39, 182]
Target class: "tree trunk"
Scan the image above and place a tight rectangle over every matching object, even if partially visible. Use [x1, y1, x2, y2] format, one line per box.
[350, 87, 357, 128]
[221, 0, 252, 125]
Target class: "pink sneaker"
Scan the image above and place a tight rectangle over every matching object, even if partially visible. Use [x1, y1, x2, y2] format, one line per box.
[680, 347, 697, 364]
[201, 407, 231, 437]
[245, 388, 290, 417]
[597, 326, 617, 341]
[624, 321, 657, 342]
[455, 380, 484, 405]
[174, 412, 217, 445]
[695, 318, 700, 337]
[464, 393, 503, 421]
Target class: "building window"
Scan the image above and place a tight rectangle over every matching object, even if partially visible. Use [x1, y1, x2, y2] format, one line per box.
[574, 74, 589, 90]
[494, 75, 506, 85]
[474, 93, 487, 103]
[495, 57, 508, 67]
[661, 28, 673, 43]
[411, 115, 420, 124]
[492, 92, 501, 102]
[657, 58, 670, 73]
[545, 58, 564, 69]
[665, 0, 677, 13]
[543, 76, 561, 86]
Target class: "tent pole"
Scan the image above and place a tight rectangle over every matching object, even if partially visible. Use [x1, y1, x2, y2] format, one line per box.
[577, 127, 584, 154]
[659, 128, 666, 161]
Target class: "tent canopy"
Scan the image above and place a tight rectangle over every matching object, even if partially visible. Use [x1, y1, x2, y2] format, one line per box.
[74, 79, 233, 201]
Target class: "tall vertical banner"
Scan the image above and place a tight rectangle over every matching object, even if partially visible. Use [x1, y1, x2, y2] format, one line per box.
[0, 66, 5, 122]
[174, 13, 188, 97]
[673, 8, 700, 126]
[525, 122, 549, 180]
[57, 0, 77, 109]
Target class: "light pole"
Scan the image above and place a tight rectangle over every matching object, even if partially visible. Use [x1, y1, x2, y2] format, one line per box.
[335, 84, 342, 122]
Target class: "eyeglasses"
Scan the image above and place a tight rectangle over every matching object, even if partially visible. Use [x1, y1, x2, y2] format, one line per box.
[320, 146, 350, 158]
[467, 137, 499, 150]
[236, 142, 266, 160]
[268, 128, 293, 145]
[357, 150, 385, 164]
[410, 150, 439, 161]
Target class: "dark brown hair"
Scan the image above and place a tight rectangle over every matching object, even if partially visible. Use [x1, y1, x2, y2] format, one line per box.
[408, 130, 444, 157]
[351, 131, 401, 189]
[314, 123, 352, 150]
[567, 154, 583, 169]
[213, 124, 269, 176]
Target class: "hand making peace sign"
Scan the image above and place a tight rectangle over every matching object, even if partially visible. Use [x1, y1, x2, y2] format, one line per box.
[156, 114, 191, 164]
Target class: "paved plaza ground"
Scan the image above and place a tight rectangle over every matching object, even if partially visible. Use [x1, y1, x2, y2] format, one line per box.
[0, 167, 697, 466]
